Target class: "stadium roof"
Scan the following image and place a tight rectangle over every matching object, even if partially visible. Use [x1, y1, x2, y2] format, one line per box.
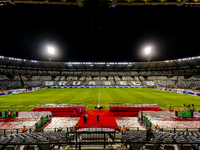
[1, 55, 200, 70]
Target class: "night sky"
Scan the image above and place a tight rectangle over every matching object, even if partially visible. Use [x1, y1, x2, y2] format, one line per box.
[0, 4, 199, 62]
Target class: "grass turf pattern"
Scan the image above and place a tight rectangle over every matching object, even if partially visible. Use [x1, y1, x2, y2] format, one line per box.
[0, 88, 200, 111]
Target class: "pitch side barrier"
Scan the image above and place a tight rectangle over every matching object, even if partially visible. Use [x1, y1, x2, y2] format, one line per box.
[157, 87, 200, 96]
[49, 86, 145, 88]
[33, 104, 86, 117]
[109, 103, 160, 113]
[0, 87, 42, 96]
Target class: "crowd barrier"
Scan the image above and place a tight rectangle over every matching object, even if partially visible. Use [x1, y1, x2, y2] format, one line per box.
[50, 86, 145, 88]
[157, 87, 200, 96]
[0, 87, 42, 96]
[110, 106, 160, 112]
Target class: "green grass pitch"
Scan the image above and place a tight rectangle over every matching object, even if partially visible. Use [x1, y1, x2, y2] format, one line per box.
[0, 88, 200, 111]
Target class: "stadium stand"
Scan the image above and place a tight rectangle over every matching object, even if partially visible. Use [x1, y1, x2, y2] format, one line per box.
[130, 81, 141, 86]
[0, 75, 9, 80]
[101, 81, 115, 86]
[85, 81, 99, 86]
[43, 81, 57, 87]
[68, 81, 83, 86]
[60, 76, 65, 81]
[116, 81, 131, 86]
[0, 81, 21, 89]
[57, 81, 68, 86]
[24, 81, 41, 88]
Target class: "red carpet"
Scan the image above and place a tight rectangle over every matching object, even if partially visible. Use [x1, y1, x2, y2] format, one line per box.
[78, 110, 118, 128]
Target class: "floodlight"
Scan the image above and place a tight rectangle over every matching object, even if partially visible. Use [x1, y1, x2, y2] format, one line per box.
[48, 47, 54, 54]
[145, 47, 151, 54]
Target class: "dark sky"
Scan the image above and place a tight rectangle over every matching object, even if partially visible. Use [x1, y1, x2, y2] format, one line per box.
[0, 4, 199, 62]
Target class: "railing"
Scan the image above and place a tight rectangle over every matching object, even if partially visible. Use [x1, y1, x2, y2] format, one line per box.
[109, 103, 159, 107]
[35, 103, 86, 107]
[0, 140, 200, 150]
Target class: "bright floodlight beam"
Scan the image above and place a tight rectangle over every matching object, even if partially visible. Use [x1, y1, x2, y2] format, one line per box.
[145, 47, 151, 62]
[48, 47, 54, 54]
[145, 47, 151, 54]
[48, 47, 54, 62]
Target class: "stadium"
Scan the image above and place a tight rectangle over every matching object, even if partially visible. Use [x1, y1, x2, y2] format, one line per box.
[1, 0, 200, 149]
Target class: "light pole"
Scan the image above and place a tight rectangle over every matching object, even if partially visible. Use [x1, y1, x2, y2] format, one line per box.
[48, 47, 54, 62]
[145, 47, 151, 62]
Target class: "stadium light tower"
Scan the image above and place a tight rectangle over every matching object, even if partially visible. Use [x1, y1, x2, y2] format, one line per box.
[48, 47, 54, 62]
[145, 47, 151, 62]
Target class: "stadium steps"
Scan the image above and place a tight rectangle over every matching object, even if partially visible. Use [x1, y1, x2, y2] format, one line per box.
[55, 76, 62, 86]
[196, 81, 200, 89]
[106, 77, 108, 81]
[19, 75, 24, 87]
[82, 80, 86, 86]
[99, 80, 101, 86]
[66, 81, 72, 86]
[128, 81, 133, 86]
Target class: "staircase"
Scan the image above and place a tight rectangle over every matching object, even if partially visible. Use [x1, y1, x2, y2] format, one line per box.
[82, 80, 86, 86]
[196, 81, 200, 89]
[99, 80, 101, 86]
[174, 76, 179, 88]
[66, 81, 71, 86]
[138, 76, 144, 86]
[55, 76, 62, 86]
[19, 76, 24, 88]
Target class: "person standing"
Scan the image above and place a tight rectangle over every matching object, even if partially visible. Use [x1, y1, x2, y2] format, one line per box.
[5, 110, 7, 118]
[146, 129, 155, 141]
[8, 110, 12, 119]
[84, 114, 87, 124]
[155, 124, 160, 132]
[96, 114, 99, 123]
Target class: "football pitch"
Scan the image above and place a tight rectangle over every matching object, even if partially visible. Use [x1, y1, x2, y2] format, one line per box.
[0, 88, 200, 111]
